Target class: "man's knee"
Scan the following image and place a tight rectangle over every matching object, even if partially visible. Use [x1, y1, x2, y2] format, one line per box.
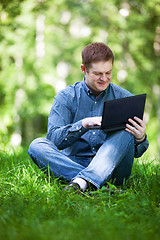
[116, 130, 134, 146]
[28, 137, 46, 157]
[107, 130, 134, 146]
[125, 130, 134, 142]
[28, 137, 58, 158]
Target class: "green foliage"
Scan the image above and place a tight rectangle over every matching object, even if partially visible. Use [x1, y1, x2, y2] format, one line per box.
[0, 148, 160, 240]
[0, 0, 160, 155]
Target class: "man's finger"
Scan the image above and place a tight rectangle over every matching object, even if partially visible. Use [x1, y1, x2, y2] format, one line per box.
[128, 118, 141, 131]
[126, 123, 139, 134]
[133, 116, 144, 126]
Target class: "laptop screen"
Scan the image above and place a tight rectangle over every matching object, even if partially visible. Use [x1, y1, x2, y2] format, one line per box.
[101, 94, 146, 132]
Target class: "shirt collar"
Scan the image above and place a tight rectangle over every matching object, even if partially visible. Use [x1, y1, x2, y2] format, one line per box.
[82, 77, 93, 95]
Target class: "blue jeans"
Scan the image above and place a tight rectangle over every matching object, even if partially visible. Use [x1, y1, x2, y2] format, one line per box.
[28, 130, 135, 189]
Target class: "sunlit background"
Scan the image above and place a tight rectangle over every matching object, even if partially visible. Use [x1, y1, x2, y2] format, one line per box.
[0, 0, 160, 159]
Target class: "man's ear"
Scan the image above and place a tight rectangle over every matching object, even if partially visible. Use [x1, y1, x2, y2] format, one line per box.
[81, 64, 86, 74]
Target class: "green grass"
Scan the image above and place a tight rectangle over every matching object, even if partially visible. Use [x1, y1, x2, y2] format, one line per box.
[0, 147, 160, 240]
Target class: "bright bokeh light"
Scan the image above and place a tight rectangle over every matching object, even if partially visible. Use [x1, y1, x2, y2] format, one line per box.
[119, 8, 130, 17]
[56, 62, 70, 79]
[55, 79, 66, 93]
[11, 133, 22, 146]
[36, 14, 45, 58]
[60, 11, 71, 24]
[117, 69, 128, 82]
[1, 11, 7, 21]
[153, 84, 160, 96]
[15, 56, 23, 68]
[56, 62, 69, 92]
[70, 19, 91, 38]
[93, 30, 108, 42]
[15, 89, 26, 109]
[43, 74, 55, 88]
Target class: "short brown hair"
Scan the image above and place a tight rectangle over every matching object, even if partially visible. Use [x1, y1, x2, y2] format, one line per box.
[82, 42, 114, 69]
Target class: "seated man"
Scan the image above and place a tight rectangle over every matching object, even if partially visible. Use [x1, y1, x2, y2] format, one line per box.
[28, 42, 149, 192]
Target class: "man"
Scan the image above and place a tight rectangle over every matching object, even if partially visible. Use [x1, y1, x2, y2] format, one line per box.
[28, 42, 149, 192]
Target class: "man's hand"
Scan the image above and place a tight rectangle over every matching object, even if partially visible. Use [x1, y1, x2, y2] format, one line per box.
[82, 116, 102, 129]
[125, 116, 146, 142]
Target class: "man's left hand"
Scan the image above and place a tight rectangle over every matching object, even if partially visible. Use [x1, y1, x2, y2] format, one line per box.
[125, 116, 146, 142]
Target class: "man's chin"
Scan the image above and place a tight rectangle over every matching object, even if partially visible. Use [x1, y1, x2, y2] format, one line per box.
[97, 84, 109, 92]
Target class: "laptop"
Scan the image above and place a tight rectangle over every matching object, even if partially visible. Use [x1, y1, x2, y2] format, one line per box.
[89, 94, 146, 132]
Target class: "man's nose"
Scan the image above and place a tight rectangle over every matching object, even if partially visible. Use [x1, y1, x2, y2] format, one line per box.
[100, 73, 106, 80]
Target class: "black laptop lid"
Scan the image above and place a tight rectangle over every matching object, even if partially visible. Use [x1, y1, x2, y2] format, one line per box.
[101, 94, 146, 132]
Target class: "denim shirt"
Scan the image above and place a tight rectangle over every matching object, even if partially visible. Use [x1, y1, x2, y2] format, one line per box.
[46, 79, 149, 158]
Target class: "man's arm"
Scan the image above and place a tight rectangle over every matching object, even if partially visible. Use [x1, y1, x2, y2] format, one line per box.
[46, 94, 102, 150]
[46, 96, 86, 150]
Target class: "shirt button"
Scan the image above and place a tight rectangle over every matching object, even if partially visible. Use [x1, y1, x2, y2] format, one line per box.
[95, 101, 97, 104]
[65, 138, 67, 141]
[93, 132, 95, 135]
[93, 147, 95, 150]
[79, 130, 82, 133]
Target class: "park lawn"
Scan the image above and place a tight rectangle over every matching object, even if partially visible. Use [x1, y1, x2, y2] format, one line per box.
[0, 147, 159, 240]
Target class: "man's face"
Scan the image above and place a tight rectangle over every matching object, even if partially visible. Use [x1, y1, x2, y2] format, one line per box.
[81, 60, 113, 97]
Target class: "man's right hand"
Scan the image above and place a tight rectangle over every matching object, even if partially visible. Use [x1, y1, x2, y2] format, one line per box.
[82, 117, 102, 129]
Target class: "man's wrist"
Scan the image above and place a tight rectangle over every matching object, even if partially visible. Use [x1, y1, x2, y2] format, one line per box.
[135, 134, 146, 143]
[82, 119, 88, 128]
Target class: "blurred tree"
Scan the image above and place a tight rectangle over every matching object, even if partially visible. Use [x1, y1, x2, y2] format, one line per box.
[0, 0, 159, 156]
